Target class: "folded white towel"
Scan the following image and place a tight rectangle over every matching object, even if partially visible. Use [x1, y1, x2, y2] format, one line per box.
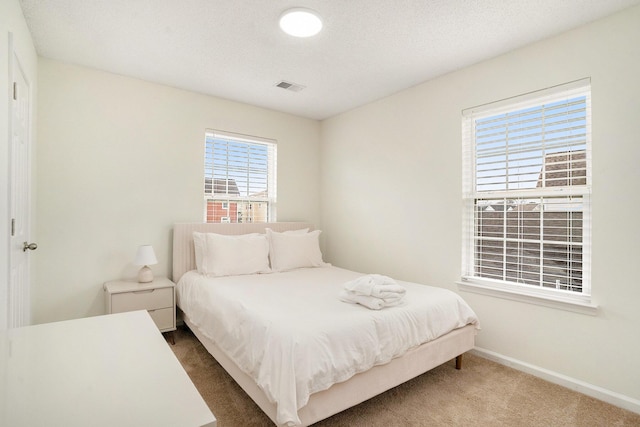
[340, 274, 407, 310]
[339, 290, 385, 310]
[339, 290, 406, 310]
[378, 293, 404, 304]
[343, 274, 406, 297]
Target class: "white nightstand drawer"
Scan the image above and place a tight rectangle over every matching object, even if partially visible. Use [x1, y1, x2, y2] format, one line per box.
[111, 287, 173, 312]
[104, 278, 177, 337]
[148, 307, 175, 331]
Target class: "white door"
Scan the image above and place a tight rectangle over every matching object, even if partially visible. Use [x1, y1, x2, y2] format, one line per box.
[8, 41, 34, 328]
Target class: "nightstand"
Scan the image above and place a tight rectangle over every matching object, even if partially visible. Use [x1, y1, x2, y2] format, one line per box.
[104, 277, 176, 343]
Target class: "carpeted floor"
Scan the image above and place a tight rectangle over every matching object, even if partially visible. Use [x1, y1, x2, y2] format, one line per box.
[169, 327, 640, 426]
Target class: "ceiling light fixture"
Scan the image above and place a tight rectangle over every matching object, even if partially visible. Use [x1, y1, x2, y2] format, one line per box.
[279, 8, 323, 38]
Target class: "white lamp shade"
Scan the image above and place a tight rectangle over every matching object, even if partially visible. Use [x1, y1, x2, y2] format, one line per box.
[134, 245, 158, 266]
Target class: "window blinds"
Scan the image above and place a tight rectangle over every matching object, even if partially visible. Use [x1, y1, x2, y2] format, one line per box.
[462, 79, 591, 296]
[204, 130, 277, 223]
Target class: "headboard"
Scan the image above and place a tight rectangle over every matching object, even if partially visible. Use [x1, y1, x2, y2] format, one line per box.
[172, 222, 314, 282]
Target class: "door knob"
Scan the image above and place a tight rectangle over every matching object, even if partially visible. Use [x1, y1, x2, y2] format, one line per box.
[23, 242, 38, 252]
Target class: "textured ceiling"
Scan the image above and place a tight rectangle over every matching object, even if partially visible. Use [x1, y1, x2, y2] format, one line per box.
[20, 0, 640, 120]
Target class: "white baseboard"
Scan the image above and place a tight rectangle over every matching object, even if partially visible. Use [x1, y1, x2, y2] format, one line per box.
[471, 347, 640, 415]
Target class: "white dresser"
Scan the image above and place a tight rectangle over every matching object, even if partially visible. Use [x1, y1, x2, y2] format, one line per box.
[0, 310, 216, 427]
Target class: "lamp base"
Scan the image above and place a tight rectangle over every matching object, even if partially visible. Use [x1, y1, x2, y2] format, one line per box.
[138, 265, 154, 283]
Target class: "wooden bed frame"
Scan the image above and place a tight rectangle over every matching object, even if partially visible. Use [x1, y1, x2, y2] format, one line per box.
[172, 222, 476, 426]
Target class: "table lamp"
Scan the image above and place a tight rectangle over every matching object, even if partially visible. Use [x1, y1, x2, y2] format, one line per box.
[134, 245, 158, 283]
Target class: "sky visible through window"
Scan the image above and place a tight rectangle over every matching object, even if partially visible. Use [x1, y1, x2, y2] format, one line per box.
[475, 96, 587, 193]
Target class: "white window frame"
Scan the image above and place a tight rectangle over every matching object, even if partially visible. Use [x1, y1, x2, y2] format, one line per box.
[459, 79, 596, 315]
[204, 130, 277, 223]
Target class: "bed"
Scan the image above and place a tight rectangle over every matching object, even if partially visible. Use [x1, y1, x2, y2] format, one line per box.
[172, 222, 479, 427]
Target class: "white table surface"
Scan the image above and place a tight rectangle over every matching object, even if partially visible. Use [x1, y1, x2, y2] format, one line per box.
[0, 310, 216, 427]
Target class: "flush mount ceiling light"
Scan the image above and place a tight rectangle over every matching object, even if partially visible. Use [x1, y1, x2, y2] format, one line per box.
[279, 8, 323, 38]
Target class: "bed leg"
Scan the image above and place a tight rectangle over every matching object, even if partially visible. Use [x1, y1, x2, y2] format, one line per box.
[164, 331, 175, 345]
[455, 354, 463, 370]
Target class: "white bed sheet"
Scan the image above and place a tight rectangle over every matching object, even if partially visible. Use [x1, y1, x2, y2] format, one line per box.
[177, 266, 479, 426]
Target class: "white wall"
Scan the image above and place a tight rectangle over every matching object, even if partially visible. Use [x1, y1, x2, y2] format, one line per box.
[35, 60, 321, 323]
[321, 6, 640, 406]
[0, 0, 38, 329]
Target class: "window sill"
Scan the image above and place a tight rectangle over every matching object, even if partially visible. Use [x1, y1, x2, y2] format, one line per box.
[456, 279, 598, 316]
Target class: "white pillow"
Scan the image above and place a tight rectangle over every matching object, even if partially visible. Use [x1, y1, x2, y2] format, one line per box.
[280, 228, 309, 234]
[193, 232, 270, 277]
[193, 231, 208, 274]
[267, 228, 328, 272]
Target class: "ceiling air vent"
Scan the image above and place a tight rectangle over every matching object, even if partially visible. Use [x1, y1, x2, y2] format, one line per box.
[275, 80, 306, 92]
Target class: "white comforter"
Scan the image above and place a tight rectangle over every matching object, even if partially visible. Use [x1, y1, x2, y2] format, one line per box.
[177, 266, 479, 426]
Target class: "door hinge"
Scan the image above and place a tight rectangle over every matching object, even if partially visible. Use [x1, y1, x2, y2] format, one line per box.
[13, 82, 17, 100]
[11, 218, 15, 236]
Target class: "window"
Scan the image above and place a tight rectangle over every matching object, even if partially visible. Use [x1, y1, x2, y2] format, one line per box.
[461, 79, 593, 311]
[204, 130, 277, 223]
